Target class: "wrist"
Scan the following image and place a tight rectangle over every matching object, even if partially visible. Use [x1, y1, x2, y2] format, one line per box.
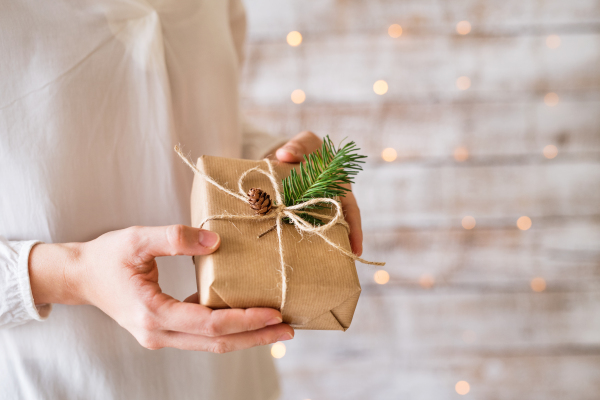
[29, 242, 86, 305]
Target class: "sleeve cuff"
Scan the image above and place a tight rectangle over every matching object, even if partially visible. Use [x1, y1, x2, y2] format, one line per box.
[17, 241, 52, 321]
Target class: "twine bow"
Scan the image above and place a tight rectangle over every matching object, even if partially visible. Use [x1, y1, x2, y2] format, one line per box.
[175, 146, 385, 312]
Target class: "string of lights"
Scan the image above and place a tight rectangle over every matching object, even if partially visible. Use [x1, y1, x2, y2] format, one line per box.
[270, 20, 563, 397]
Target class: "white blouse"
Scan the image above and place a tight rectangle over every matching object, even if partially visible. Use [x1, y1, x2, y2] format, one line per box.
[0, 0, 280, 399]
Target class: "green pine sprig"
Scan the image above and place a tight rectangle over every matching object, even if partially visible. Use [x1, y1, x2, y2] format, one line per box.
[281, 136, 367, 226]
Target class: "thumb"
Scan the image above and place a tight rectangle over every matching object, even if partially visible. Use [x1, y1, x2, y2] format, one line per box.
[276, 131, 323, 163]
[131, 225, 221, 259]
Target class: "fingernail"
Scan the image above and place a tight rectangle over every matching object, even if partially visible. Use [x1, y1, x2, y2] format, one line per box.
[277, 332, 294, 341]
[281, 144, 301, 157]
[265, 317, 282, 326]
[199, 231, 220, 248]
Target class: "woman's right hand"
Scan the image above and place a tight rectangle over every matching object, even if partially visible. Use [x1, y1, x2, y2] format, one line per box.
[28, 225, 294, 352]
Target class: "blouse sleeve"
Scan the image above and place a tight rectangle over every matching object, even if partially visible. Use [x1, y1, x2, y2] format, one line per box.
[0, 236, 52, 329]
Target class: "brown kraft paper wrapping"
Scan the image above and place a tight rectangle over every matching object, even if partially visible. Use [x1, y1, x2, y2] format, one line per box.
[190, 155, 361, 331]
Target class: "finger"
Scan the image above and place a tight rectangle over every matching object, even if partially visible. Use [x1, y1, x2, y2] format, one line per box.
[156, 294, 285, 336]
[341, 191, 363, 256]
[160, 324, 294, 353]
[276, 131, 323, 163]
[183, 292, 199, 303]
[127, 225, 221, 260]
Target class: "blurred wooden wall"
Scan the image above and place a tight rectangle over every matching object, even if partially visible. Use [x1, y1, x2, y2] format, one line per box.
[240, 1, 600, 399]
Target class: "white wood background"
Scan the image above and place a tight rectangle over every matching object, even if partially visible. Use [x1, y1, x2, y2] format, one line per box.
[240, 1, 600, 399]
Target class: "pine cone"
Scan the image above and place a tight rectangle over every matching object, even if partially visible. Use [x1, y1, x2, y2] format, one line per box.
[247, 188, 273, 215]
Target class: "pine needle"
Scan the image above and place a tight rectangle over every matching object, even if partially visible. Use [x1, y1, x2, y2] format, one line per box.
[282, 136, 367, 225]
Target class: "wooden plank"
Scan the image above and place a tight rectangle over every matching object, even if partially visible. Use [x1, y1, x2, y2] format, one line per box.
[242, 102, 600, 157]
[242, 33, 600, 104]
[357, 219, 600, 287]
[276, 354, 600, 400]
[245, 0, 600, 40]
[350, 291, 600, 349]
[276, 292, 600, 399]
[352, 162, 600, 228]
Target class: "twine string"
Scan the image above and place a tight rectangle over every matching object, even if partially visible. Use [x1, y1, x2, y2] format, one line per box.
[175, 146, 385, 313]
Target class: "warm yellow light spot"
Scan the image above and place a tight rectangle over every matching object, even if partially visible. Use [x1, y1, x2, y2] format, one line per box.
[419, 274, 435, 289]
[382, 148, 397, 162]
[462, 330, 476, 343]
[456, 76, 471, 90]
[454, 146, 469, 162]
[517, 216, 532, 231]
[271, 342, 286, 358]
[456, 381, 470, 395]
[546, 34, 561, 49]
[456, 21, 471, 35]
[373, 80, 389, 95]
[286, 31, 302, 47]
[531, 277, 546, 292]
[544, 92, 559, 106]
[291, 89, 306, 104]
[388, 24, 403, 38]
[462, 216, 476, 230]
[374, 270, 390, 285]
[543, 145, 558, 159]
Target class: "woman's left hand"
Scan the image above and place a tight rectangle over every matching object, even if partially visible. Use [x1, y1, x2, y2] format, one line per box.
[273, 131, 363, 256]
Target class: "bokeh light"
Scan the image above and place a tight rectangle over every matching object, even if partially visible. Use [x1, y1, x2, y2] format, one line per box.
[382, 147, 397, 162]
[286, 31, 302, 47]
[543, 145, 558, 159]
[531, 277, 547, 292]
[373, 80, 389, 95]
[462, 216, 476, 230]
[546, 34, 561, 49]
[419, 274, 435, 289]
[455, 381, 471, 395]
[291, 89, 306, 104]
[456, 76, 471, 90]
[544, 92, 559, 106]
[456, 21, 471, 35]
[271, 342, 286, 358]
[454, 146, 469, 162]
[374, 270, 390, 284]
[388, 24, 403, 38]
[517, 216, 532, 231]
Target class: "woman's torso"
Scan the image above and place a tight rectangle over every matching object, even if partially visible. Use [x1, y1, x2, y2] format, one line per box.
[0, 1, 278, 398]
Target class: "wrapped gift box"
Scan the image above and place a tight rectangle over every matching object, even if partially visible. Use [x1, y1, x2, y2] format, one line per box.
[190, 155, 361, 331]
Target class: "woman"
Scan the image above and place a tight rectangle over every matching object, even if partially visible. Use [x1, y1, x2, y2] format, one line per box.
[0, 1, 363, 399]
